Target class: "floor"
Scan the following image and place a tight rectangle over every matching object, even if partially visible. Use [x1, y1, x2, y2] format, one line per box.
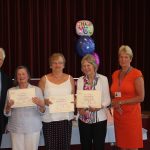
[1, 112, 150, 150]
[1, 142, 149, 150]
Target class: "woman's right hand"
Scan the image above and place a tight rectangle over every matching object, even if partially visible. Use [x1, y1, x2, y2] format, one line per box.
[78, 108, 88, 115]
[6, 99, 14, 113]
[44, 98, 52, 106]
[111, 100, 120, 108]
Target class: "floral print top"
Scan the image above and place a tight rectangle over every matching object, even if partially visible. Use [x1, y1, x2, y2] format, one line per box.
[79, 74, 99, 124]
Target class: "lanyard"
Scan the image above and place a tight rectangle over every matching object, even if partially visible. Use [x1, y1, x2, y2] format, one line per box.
[118, 66, 131, 91]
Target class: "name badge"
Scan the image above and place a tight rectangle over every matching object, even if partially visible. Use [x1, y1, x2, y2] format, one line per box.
[114, 92, 121, 98]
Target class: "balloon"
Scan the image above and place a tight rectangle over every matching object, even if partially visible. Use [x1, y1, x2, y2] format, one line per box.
[76, 36, 95, 57]
[76, 20, 94, 36]
[92, 52, 100, 65]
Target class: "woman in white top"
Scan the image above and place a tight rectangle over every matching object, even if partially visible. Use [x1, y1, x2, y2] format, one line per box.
[77, 54, 111, 150]
[39, 53, 75, 150]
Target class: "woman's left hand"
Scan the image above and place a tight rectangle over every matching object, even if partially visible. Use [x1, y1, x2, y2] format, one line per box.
[32, 97, 46, 113]
[111, 100, 122, 108]
[111, 101, 119, 108]
[111, 101, 123, 115]
[32, 97, 45, 107]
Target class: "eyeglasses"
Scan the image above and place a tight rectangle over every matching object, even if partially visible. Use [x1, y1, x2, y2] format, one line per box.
[51, 62, 64, 65]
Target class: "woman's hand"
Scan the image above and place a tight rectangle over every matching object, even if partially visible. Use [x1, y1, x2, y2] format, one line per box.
[111, 101, 123, 115]
[32, 97, 46, 113]
[32, 97, 45, 107]
[111, 101, 121, 108]
[78, 108, 88, 115]
[44, 98, 52, 106]
[6, 99, 14, 113]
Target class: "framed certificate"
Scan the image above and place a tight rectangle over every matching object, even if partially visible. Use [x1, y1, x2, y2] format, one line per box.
[48, 94, 74, 113]
[9, 88, 36, 108]
[76, 90, 101, 108]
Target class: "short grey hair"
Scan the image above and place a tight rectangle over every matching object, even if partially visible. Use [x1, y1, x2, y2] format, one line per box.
[0, 48, 6, 60]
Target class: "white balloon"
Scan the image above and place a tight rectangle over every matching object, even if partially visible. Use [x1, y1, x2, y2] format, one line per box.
[76, 20, 94, 36]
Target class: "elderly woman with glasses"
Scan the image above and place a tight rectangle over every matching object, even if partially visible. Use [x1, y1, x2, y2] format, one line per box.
[39, 53, 75, 150]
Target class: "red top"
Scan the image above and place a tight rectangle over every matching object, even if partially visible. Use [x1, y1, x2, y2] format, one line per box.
[110, 68, 143, 148]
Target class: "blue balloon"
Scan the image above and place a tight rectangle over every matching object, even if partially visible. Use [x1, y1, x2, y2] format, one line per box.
[76, 36, 95, 57]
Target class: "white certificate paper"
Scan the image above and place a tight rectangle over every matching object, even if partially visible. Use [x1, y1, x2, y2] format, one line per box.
[48, 95, 74, 113]
[9, 88, 36, 108]
[76, 90, 101, 108]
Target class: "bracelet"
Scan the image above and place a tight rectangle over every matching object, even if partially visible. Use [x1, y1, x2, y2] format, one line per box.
[119, 101, 122, 105]
[40, 106, 46, 112]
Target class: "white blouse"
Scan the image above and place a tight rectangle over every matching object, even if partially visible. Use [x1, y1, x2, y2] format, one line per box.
[77, 74, 111, 122]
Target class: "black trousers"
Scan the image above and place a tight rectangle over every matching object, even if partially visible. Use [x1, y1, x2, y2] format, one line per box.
[78, 119, 107, 150]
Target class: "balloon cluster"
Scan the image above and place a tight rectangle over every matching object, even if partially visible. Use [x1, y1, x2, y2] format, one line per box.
[75, 20, 100, 65]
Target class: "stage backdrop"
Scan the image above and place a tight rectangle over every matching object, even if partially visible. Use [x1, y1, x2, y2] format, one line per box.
[0, 0, 150, 110]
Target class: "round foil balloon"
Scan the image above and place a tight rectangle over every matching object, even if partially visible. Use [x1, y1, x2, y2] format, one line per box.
[76, 36, 95, 57]
[92, 52, 100, 65]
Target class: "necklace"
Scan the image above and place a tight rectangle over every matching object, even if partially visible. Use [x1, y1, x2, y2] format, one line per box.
[121, 66, 131, 73]
[120, 66, 131, 77]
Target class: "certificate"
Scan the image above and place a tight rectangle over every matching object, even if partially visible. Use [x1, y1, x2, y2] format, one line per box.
[76, 90, 101, 108]
[48, 94, 74, 113]
[9, 88, 36, 108]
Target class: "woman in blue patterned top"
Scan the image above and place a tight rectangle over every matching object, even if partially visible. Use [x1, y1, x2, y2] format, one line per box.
[4, 66, 45, 150]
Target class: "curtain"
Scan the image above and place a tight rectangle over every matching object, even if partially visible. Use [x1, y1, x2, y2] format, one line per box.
[0, 0, 150, 110]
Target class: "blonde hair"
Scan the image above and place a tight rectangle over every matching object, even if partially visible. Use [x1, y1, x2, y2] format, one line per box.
[0, 48, 6, 60]
[81, 54, 98, 71]
[118, 45, 133, 59]
[49, 53, 66, 66]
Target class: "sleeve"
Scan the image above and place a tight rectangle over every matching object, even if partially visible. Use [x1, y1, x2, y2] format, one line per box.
[35, 86, 46, 115]
[35, 86, 44, 100]
[101, 76, 111, 107]
[4, 89, 12, 116]
[133, 69, 143, 79]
